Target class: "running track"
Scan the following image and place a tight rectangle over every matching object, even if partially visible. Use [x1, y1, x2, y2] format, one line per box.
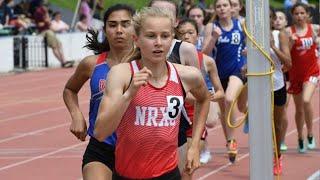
[0, 68, 319, 180]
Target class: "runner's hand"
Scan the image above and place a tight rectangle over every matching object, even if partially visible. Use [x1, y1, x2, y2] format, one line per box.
[185, 145, 200, 175]
[212, 24, 222, 38]
[125, 67, 152, 98]
[70, 113, 87, 141]
[211, 90, 224, 102]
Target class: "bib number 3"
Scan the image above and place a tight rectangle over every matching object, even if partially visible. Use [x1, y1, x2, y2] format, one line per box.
[167, 96, 183, 119]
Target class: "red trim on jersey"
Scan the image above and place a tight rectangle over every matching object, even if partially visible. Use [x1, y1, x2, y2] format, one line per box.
[171, 63, 187, 99]
[197, 51, 204, 69]
[96, 52, 108, 65]
[135, 60, 171, 90]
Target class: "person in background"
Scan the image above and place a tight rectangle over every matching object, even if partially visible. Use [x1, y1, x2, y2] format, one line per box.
[33, 0, 74, 68]
[80, 0, 92, 26]
[177, 18, 224, 167]
[179, 0, 195, 18]
[0, 0, 10, 26]
[75, 14, 89, 32]
[187, 5, 206, 51]
[202, 0, 247, 163]
[283, 0, 316, 25]
[273, 10, 290, 152]
[89, 0, 104, 20]
[198, 0, 206, 10]
[230, 0, 245, 21]
[285, 3, 319, 153]
[50, 11, 69, 33]
[269, 8, 292, 175]
[284, 0, 309, 11]
[63, 4, 135, 180]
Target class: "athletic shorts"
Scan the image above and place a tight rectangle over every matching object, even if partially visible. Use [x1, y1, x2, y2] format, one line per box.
[288, 75, 319, 94]
[113, 166, 180, 180]
[178, 114, 191, 147]
[186, 127, 208, 140]
[82, 137, 115, 170]
[284, 72, 289, 82]
[220, 74, 247, 91]
[183, 102, 208, 140]
[274, 85, 287, 106]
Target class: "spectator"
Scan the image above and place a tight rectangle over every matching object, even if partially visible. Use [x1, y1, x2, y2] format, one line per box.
[89, 0, 104, 20]
[187, 5, 206, 51]
[0, 0, 10, 26]
[12, 1, 33, 30]
[75, 14, 88, 32]
[33, 0, 74, 68]
[80, 0, 92, 26]
[198, 0, 207, 10]
[29, 0, 43, 16]
[179, 0, 194, 18]
[206, 3, 215, 15]
[50, 11, 69, 33]
[6, 0, 29, 33]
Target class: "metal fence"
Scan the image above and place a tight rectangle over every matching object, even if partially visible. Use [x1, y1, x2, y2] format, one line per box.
[13, 36, 48, 69]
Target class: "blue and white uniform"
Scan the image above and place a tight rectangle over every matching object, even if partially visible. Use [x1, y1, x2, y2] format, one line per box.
[82, 52, 116, 170]
[213, 18, 246, 81]
[87, 52, 117, 145]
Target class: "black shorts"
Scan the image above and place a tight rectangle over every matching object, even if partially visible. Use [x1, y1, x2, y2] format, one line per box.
[274, 85, 287, 106]
[178, 114, 191, 147]
[284, 72, 289, 82]
[82, 137, 115, 171]
[220, 74, 247, 91]
[113, 166, 181, 180]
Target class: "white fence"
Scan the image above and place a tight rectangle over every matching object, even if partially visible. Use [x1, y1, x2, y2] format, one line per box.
[0, 32, 94, 73]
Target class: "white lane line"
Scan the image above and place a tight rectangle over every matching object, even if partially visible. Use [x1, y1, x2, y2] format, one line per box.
[0, 141, 88, 172]
[0, 101, 88, 123]
[0, 96, 61, 108]
[0, 83, 64, 96]
[307, 170, 320, 180]
[0, 155, 81, 159]
[0, 123, 70, 144]
[207, 116, 244, 133]
[197, 117, 320, 180]
[0, 73, 68, 88]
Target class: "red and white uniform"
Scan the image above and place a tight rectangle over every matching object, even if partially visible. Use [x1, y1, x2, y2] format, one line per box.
[288, 24, 319, 94]
[185, 52, 208, 140]
[184, 102, 208, 140]
[115, 61, 185, 179]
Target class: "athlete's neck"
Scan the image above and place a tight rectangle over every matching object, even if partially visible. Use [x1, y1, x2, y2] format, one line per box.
[219, 17, 233, 31]
[294, 22, 307, 30]
[198, 24, 204, 32]
[108, 46, 132, 64]
[140, 57, 168, 82]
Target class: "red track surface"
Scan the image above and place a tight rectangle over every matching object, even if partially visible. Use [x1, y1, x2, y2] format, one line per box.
[0, 68, 319, 180]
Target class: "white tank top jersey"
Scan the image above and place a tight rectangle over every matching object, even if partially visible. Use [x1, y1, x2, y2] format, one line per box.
[270, 30, 285, 91]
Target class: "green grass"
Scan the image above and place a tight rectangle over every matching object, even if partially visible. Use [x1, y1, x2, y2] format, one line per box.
[49, 0, 318, 12]
[270, 0, 283, 8]
[49, 0, 150, 11]
[49, 0, 79, 11]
